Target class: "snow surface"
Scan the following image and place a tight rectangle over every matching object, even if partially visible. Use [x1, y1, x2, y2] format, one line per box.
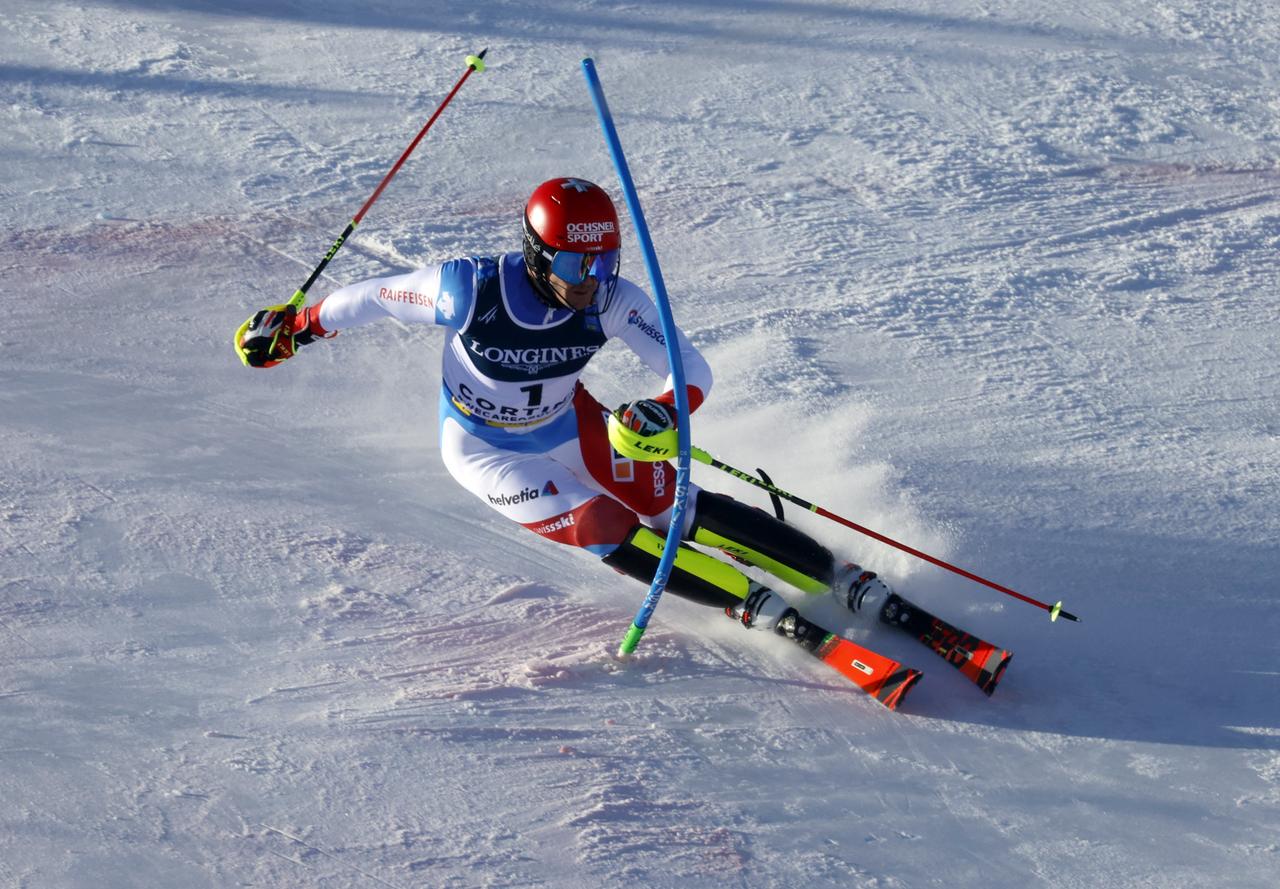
[3, 1, 1279, 886]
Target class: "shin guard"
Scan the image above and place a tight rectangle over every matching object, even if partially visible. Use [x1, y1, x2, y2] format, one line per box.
[690, 492, 834, 593]
[602, 524, 750, 609]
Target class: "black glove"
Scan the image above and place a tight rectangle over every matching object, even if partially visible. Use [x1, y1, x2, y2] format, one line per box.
[616, 398, 677, 438]
[235, 303, 329, 368]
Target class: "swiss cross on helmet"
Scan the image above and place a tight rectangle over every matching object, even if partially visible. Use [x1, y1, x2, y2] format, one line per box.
[522, 177, 622, 311]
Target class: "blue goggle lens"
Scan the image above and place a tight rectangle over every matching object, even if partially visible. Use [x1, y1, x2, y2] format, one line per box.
[549, 248, 618, 285]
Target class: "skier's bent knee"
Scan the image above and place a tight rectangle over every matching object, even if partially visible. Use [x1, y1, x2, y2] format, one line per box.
[520, 494, 638, 556]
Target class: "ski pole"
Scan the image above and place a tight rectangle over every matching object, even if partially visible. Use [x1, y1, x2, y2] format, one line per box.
[695, 448, 1079, 622]
[609, 416, 1079, 623]
[272, 49, 487, 345]
[582, 57, 694, 658]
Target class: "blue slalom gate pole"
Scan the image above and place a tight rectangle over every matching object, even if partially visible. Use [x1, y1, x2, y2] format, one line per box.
[581, 58, 692, 656]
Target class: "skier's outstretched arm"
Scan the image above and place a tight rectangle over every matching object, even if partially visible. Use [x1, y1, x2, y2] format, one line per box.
[238, 260, 474, 368]
[316, 262, 467, 331]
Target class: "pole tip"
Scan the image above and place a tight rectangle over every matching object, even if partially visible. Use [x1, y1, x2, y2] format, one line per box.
[466, 53, 487, 72]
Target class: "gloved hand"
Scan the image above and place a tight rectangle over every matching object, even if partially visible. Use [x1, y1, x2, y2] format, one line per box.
[235, 303, 330, 368]
[616, 398, 677, 438]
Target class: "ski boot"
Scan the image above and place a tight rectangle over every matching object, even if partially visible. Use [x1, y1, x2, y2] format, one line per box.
[725, 583, 846, 654]
[831, 562, 890, 615]
[725, 582, 795, 631]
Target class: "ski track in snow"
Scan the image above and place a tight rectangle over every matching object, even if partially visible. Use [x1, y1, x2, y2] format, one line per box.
[3, 1, 1279, 887]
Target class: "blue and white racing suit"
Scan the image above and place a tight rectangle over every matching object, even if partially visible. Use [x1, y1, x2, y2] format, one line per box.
[315, 252, 711, 556]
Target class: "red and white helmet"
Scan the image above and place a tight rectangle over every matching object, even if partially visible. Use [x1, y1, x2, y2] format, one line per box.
[522, 177, 622, 309]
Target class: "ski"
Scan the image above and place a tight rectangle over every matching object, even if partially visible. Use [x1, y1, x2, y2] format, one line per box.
[775, 608, 922, 710]
[878, 592, 1011, 696]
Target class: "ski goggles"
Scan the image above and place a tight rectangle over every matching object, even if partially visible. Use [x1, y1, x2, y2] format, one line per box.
[546, 247, 619, 285]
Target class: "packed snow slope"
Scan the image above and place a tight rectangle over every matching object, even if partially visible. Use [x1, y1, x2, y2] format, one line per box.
[2, 1, 1278, 887]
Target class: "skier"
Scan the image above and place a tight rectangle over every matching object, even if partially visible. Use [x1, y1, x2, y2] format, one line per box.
[236, 177, 886, 635]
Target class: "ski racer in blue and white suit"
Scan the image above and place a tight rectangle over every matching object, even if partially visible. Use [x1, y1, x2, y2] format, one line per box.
[235, 178, 886, 630]
[317, 251, 710, 556]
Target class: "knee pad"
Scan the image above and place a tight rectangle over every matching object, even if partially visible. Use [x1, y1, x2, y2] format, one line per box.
[601, 524, 750, 609]
[689, 491, 834, 593]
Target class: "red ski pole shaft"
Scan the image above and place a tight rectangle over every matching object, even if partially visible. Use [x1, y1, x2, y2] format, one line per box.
[691, 447, 1079, 622]
[810, 505, 1076, 619]
[281, 49, 487, 321]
